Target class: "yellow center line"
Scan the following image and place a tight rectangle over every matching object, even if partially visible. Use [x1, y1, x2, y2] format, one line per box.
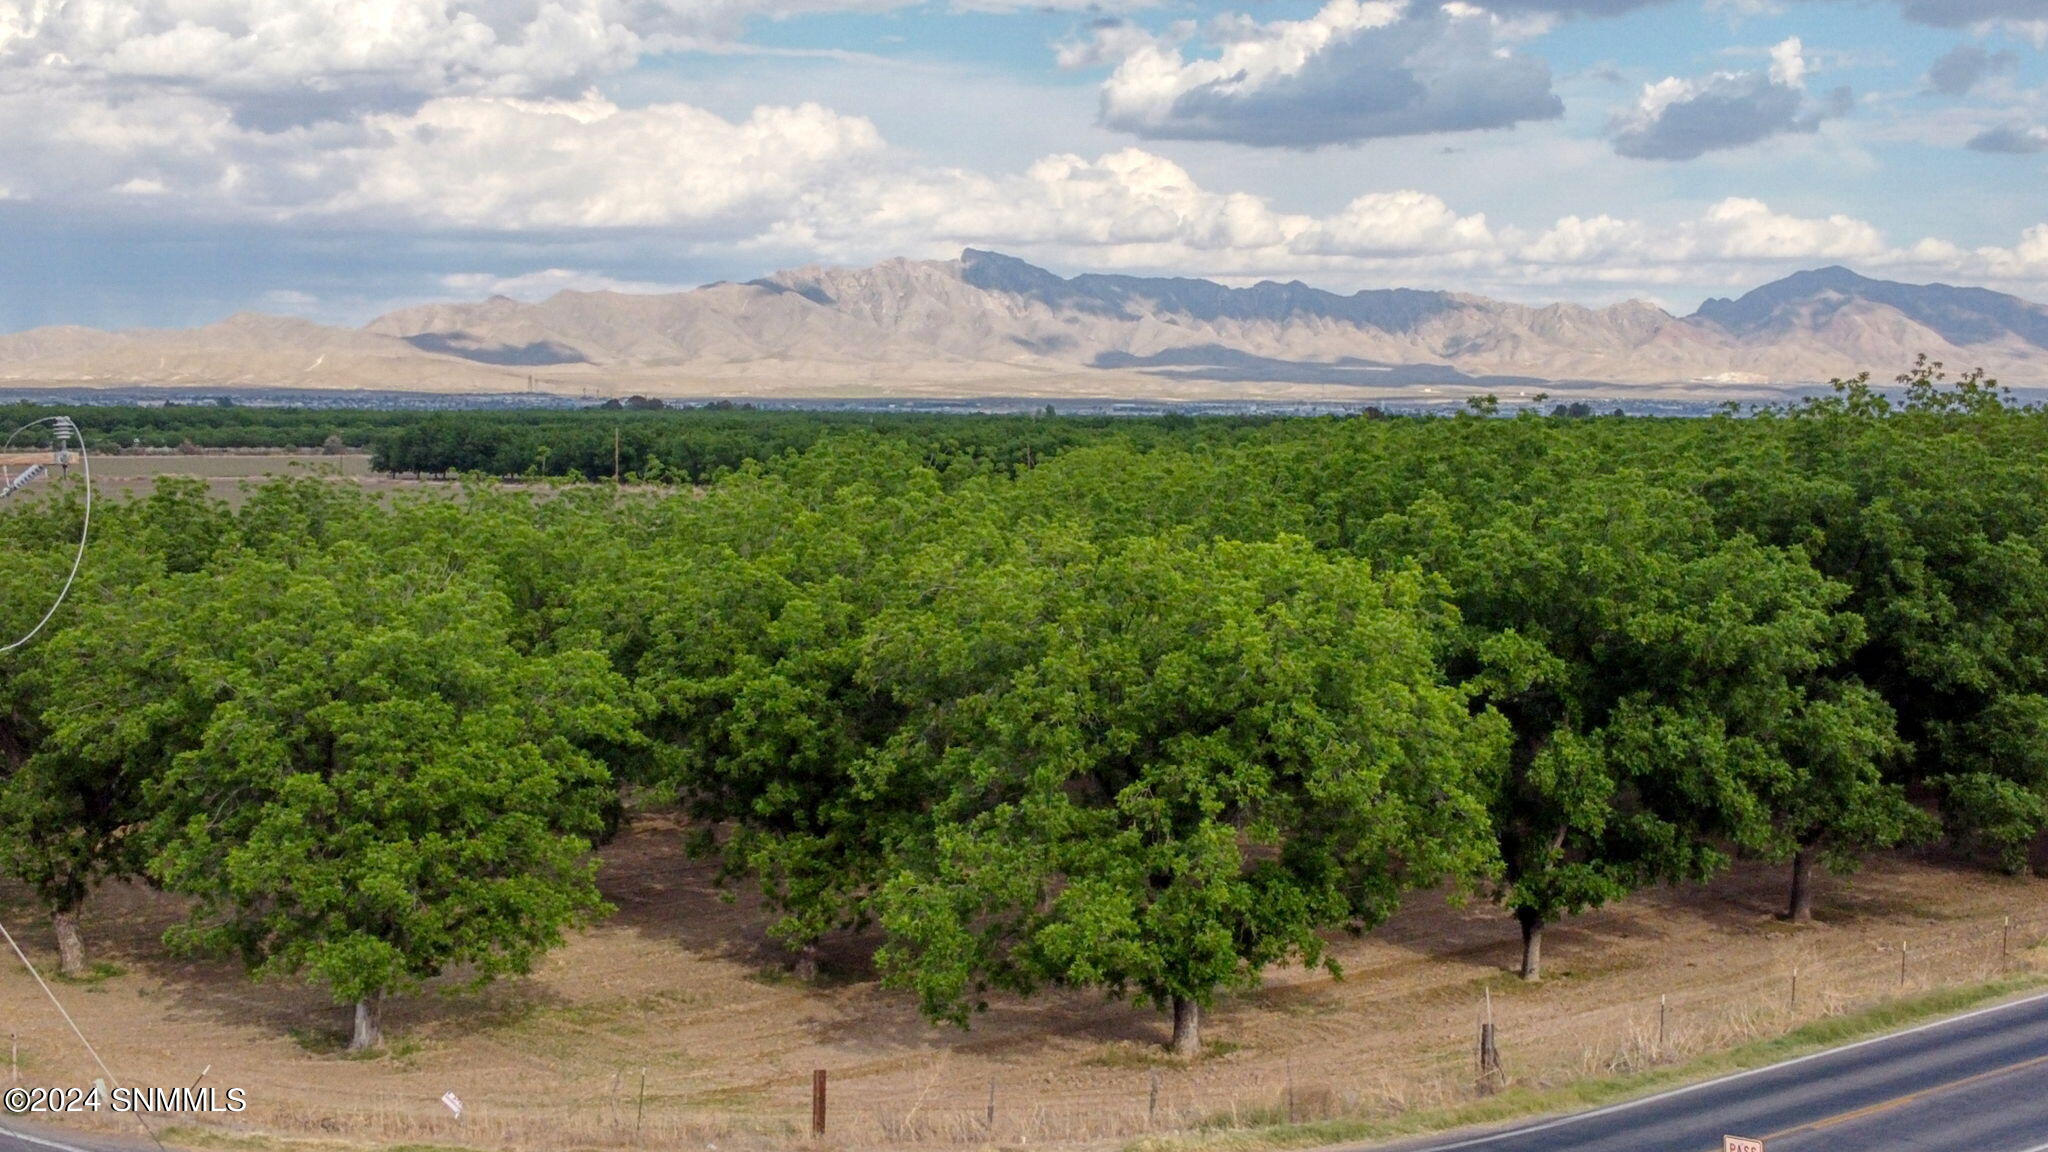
[1749, 1050, 2048, 1145]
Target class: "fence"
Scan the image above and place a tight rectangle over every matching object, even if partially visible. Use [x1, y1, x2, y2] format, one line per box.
[7, 908, 2046, 1151]
[793, 910, 2048, 1148]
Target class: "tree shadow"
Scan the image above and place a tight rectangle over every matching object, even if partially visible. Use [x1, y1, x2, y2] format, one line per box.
[595, 810, 869, 978]
[15, 817, 2014, 1073]
[2, 872, 574, 1054]
[599, 811, 1176, 1052]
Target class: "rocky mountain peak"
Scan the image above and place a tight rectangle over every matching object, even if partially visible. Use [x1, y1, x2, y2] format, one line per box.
[1693, 266, 2048, 350]
[5, 254, 2046, 395]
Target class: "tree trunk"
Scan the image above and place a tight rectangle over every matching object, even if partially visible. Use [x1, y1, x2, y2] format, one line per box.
[1516, 907, 1544, 981]
[349, 994, 384, 1052]
[1787, 848, 1816, 924]
[792, 943, 820, 982]
[51, 910, 86, 979]
[1169, 996, 1201, 1058]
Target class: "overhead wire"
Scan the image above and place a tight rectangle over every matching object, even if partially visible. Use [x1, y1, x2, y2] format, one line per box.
[0, 415, 92, 654]
[0, 915, 165, 1151]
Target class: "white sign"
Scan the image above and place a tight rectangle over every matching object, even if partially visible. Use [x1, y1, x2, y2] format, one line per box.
[441, 1092, 464, 1119]
[1724, 1137, 1764, 1152]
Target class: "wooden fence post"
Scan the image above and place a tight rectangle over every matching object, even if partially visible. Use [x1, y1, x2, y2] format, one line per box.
[1477, 988, 1504, 1094]
[811, 1069, 827, 1138]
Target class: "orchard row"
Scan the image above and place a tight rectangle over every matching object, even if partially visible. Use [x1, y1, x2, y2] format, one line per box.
[2, 364, 2043, 1054]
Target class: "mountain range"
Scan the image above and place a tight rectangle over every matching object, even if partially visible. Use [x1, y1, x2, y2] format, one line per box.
[5, 253, 2046, 402]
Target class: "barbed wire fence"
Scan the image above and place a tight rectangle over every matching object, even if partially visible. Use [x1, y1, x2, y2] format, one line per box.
[773, 909, 2048, 1149]
[6, 909, 2045, 1150]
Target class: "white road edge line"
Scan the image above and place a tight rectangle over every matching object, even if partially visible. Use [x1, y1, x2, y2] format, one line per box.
[0, 1123, 96, 1152]
[1394, 987, 2048, 1151]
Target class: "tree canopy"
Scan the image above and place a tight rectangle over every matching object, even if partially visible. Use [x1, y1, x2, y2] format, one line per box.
[865, 534, 1504, 1052]
[6, 372, 2048, 1050]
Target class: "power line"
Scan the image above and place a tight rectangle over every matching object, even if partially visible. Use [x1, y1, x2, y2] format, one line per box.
[1, 415, 92, 655]
[0, 916, 164, 1151]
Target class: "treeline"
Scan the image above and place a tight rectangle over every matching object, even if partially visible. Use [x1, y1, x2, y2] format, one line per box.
[365, 407, 1291, 482]
[2, 401, 1299, 478]
[4, 362, 2048, 1057]
[0, 402, 403, 451]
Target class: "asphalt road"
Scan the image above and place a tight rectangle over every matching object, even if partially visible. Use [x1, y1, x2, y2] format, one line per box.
[1378, 988, 2048, 1152]
[8, 990, 2048, 1152]
[0, 1117, 161, 1152]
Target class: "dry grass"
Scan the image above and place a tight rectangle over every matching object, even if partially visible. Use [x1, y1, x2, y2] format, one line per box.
[5, 812, 2046, 1152]
[3, 452, 402, 506]
[85, 451, 367, 483]
[59, 453, 665, 506]
[83, 454, 374, 480]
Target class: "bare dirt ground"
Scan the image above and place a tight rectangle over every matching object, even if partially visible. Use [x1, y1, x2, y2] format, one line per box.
[5, 810, 2046, 1152]
[81, 455, 375, 481]
[4, 451, 436, 507]
[73, 453, 409, 504]
[67, 454, 654, 505]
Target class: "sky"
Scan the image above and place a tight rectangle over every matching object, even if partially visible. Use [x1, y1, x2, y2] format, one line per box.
[0, 0, 2044, 332]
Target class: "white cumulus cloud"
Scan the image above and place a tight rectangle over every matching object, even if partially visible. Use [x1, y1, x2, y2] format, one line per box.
[1694, 196, 1886, 259]
[1517, 198, 1885, 266]
[1, 42, 2045, 307]
[439, 268, 691, 298]
[0, 84, 887, 233]
[1608, 37, 1853, 160]
[1090, 0, 1564, 148]
[0, 0, 1130, 119]
[1291, 191, 1497, 257]
[318, 94, 884, 228]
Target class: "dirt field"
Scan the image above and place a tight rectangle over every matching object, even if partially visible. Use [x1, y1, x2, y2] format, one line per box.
[80, 454, 375, 481]
[1, 452, 401, 506]
[4, 811, 2046, 1152]
[67, 453, 393, 503]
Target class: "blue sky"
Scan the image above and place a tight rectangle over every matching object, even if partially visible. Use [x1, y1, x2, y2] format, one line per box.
[0, 0, 2043, 332]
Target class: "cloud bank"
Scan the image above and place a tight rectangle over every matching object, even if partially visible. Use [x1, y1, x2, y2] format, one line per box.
[1609, 37, 1852, 160]
[1089, 0, 1564, 148]
[2, 0, 2046, 322]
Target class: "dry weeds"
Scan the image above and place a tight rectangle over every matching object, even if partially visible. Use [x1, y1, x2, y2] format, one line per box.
[5, 811, 2046, 1152]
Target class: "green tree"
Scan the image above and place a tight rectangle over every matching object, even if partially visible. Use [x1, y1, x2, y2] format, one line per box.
[146, 546, 636, 1049]
[621, 453, 947, 973]
[1723, 371, 2048, 872]
[0, 585, 206, 975]
[865, 534, 1504, 1054]
[1371, 476, 1883, 976]
[0, 492, 209, 977]
[1750, 684, 1928, 921]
